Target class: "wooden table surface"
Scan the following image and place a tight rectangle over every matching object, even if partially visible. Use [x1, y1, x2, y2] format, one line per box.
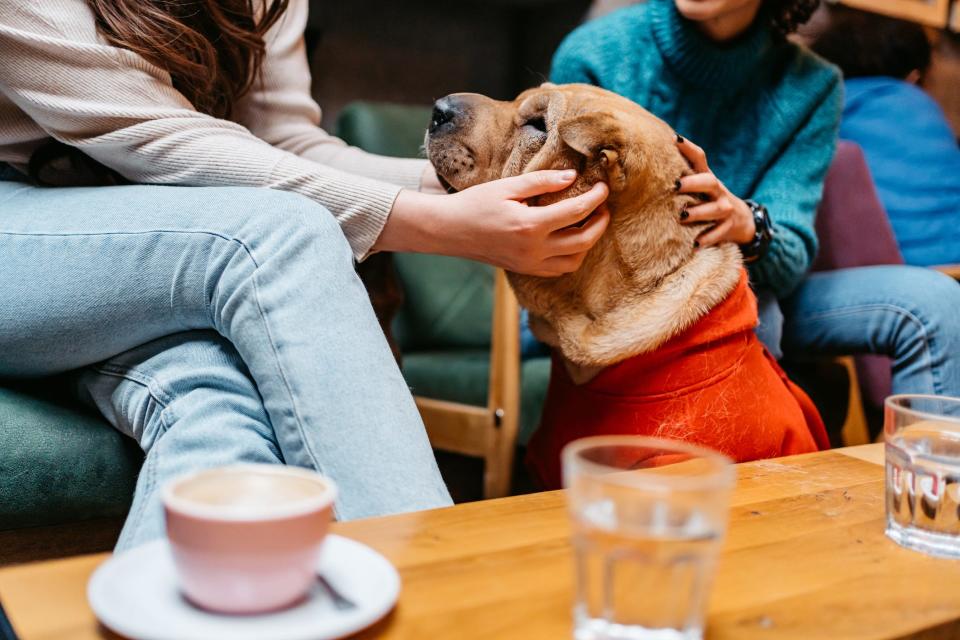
[3, 444, 960, 640]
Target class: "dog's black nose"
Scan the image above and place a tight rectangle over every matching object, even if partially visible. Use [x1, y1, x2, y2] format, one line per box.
[429, 98, 458, 134]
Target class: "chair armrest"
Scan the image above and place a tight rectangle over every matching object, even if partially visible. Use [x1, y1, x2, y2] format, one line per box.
[932, 264, 960, 281]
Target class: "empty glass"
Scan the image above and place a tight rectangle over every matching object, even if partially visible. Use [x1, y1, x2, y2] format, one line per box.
[885, 394, 960, 558]
[563, 436, 735, 640]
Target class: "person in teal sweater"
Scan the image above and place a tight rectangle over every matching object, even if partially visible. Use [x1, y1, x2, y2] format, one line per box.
[524, 0, 960, 402]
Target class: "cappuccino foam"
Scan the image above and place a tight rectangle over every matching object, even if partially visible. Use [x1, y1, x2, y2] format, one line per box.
[172, 468, 328, 512]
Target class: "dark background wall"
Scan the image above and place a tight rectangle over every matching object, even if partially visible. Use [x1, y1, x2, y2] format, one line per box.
[304, 0, 960, 136]
[305, 0, 592, 129]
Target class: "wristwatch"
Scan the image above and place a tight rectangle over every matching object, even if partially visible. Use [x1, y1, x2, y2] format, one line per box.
[739, 199, 774, 264]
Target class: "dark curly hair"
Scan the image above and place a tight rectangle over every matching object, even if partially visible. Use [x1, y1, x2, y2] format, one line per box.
[809, 6, 931, 79]
[763, 0, 821, 36]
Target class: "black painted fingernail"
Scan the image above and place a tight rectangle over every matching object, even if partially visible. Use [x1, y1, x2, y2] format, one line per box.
[680, 210, 689, 220]
[674, 179, 681, 191]
[693, 240, 700, 248]
[676, 134, 685, 144]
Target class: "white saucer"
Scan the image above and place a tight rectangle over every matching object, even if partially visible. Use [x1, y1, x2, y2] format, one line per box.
[88, 535, 400, 640]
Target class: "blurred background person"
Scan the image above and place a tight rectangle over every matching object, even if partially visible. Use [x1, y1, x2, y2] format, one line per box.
[811, 7, 960, 267]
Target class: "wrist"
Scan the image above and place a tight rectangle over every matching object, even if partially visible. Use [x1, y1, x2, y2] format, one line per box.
[375, 189, 447, 255]
[738, 199, 774, 263]
[731, 198, 757, 244]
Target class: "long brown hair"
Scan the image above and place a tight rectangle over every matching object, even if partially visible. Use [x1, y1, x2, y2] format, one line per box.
[87, 0, 290, 119]
[30, 0, 289, 183]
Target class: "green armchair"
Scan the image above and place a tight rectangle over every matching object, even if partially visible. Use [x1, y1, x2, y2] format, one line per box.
[0, 381, 140, 564]
[336, 101, 552, 497]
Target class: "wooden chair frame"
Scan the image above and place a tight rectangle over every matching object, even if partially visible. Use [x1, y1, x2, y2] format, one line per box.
[413, 269, 522, 499]
[839, 0, 951, 28]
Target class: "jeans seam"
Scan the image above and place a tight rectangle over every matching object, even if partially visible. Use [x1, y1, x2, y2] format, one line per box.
[0, 230, 262, 270]
[243, 252, 333, 490]
[90, 365, 178, 544]
[790, 303, 941, 396]
[92, 363, 177, 407]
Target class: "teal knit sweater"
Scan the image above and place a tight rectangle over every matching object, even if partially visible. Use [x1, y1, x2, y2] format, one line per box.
[551, 0, 842, 295]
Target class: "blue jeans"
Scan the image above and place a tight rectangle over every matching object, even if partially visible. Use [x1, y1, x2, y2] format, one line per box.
[0, 175, 452, 550]
[521, 265, 960, 398]
[780, 266, 960, 397]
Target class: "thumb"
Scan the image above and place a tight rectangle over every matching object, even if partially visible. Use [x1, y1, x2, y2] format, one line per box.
[495, 169, 578, 200]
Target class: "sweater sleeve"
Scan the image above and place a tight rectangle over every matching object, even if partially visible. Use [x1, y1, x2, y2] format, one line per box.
[747, 75, 842, 295]
[0, 0, 401, 259]
[234, 0, 427, 191]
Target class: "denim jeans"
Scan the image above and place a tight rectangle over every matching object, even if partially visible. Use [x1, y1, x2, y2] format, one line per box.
[0, 175, 452, 550]
[780, 266, 960, 397]
[521, 263, 960, 398]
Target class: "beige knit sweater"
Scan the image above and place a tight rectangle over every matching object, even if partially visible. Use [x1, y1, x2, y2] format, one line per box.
[0, 0, 428, 259]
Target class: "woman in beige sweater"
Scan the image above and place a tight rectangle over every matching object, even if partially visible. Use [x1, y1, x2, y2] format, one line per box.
[0, 0, 610, 549]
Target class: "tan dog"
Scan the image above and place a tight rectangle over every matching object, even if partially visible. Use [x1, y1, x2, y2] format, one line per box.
[425, 84, 827, 487]
[427, 83, 739, 376]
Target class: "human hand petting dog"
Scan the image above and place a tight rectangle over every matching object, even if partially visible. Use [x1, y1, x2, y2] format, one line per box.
[380, 169, 610, 277]
[676, 137, 755, 247]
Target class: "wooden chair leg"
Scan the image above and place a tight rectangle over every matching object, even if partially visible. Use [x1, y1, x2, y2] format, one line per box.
[837, 356, 871, 447]
[483, 431, 515, 499]
[483, 269, 522, 499]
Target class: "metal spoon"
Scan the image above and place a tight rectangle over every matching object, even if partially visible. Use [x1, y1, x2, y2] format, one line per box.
[317, 574, 357, 611]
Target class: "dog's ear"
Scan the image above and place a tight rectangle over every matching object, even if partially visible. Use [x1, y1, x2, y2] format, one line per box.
[558, 112, 627, 190]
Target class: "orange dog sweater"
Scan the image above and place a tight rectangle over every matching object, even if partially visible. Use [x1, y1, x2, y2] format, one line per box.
[526, 270, 829, 489]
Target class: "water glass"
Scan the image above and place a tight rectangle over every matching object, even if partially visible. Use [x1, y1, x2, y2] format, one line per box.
[885, 394, 960, 558]
[563, 436, 735, 640]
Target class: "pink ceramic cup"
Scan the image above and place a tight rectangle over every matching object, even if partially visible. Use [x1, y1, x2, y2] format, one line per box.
[162, 464, 336, 614]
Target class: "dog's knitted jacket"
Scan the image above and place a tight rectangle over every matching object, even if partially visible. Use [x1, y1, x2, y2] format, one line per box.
[526, 271, 829, 489]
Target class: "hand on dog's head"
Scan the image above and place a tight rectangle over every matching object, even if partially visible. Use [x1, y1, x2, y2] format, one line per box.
[425, 83, 686, 211]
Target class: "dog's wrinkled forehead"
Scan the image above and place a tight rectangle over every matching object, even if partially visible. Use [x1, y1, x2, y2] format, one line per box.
[515, 84, 564, 119]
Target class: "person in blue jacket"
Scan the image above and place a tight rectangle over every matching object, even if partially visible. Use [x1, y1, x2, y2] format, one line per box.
[811, 7, 960, 267]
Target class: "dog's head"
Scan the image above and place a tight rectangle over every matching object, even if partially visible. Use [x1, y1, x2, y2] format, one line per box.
[425, 83, 686, 212]
[426, 84, 733, 368]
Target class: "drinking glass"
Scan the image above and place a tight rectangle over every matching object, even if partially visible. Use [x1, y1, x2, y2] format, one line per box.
[563, 436, 735, 640]
[885, 394, 960, 558]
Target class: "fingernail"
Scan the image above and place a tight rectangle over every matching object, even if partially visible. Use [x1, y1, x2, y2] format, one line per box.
[680, 210, 689, 220]
[693, 240, 700, 248]
[559, 170, 576, 180]
[676, 134, 685, 144]
[674, 179, 681, 191]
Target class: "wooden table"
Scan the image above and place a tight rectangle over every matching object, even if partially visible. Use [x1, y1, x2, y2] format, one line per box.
[2, 444, 960, 640]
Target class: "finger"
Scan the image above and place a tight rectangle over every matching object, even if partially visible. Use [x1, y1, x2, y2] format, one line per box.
[682, 198, 735, 224]
[495, 169, 578, 200]
[676, 137, 709, 173]
[678, 173, 722, 198]
[533, 182, 610, 231]
[548, 206, 611, 254]
[539, 251, 589, 276]
[696, 219, 734, 247]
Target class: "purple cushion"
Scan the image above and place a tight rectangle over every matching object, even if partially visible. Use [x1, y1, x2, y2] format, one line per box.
[811, 140, 900, 434]
[812, 140, 903, 272]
